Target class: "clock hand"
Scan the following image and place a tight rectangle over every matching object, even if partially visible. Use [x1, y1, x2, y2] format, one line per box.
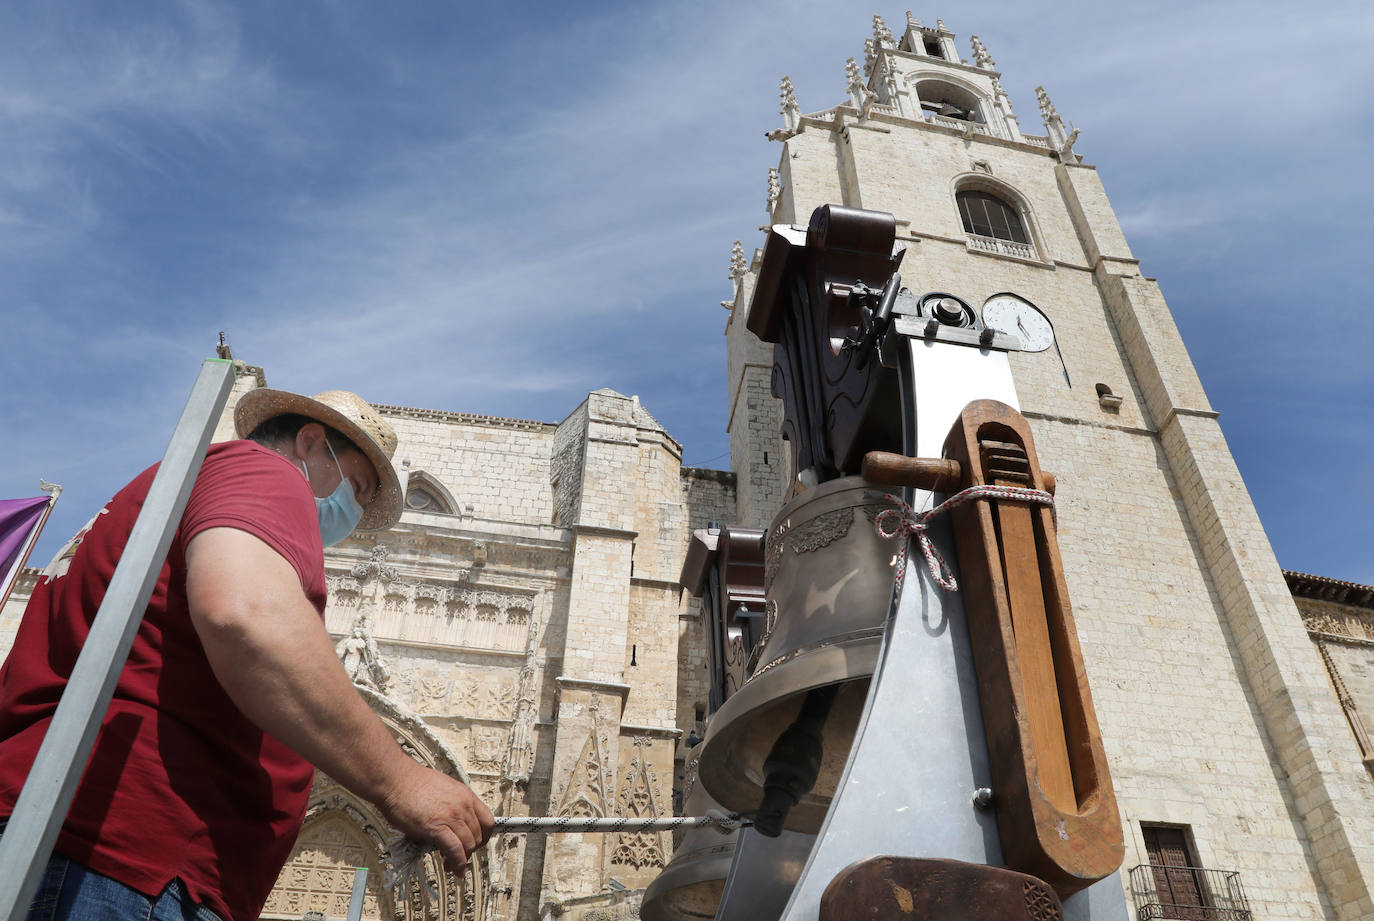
[1017, 317, 1030, 338]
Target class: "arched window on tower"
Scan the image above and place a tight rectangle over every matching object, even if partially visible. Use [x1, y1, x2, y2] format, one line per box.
[956, 190, 1029, 244]
[952, 178, 1043, 262]
[915, 79, 985, 125]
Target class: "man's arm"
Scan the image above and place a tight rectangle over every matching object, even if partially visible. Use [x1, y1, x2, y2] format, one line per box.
[185, 526, 494, 869]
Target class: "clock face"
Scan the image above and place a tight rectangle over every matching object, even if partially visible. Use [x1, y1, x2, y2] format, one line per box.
[982, 295, 1054, 352]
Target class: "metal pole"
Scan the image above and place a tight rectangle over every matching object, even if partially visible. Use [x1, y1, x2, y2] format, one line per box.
[346, 867, 368, 921]
[0, 359, 235, 921]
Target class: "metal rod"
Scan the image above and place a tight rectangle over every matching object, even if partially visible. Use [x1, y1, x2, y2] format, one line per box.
[346, 867, 368, 921]
[0, 358, 236, 921]
[489, 814, 744, 833]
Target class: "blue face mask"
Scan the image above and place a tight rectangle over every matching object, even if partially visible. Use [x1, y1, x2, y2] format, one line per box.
[301, 440, 365, 548]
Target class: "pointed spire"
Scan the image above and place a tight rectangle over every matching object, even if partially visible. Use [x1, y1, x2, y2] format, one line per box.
[845, 56, 862, 87]
[845, 56, 866, 109]
[990, 72, 1021, 140]
[779, 75, 800, 132]
[936, 18, 947, 32]
[863, 37, 877, 79]
[1036, 86, 1059, 122]
[729, 240, 748, 281]
[1035, 85, 1077, 157]
[906, 11, 921, 29]
[873, 14, 896, 49]
[766, 168, 781, 215]
[970, 34, 995, 69]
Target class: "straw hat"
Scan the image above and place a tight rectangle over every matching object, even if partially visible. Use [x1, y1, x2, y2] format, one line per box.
[234, 389, 402, 531]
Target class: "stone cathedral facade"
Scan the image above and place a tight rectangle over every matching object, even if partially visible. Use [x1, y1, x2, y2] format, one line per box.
[3, 12, 1374, 921]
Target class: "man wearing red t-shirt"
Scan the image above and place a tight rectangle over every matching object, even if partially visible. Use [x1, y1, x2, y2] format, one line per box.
[0, 389, 493, 921]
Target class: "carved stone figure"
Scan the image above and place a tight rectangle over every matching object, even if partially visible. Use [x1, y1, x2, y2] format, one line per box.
[335, 612, 391, 692]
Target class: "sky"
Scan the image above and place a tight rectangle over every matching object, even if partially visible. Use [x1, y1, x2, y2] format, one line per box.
[2, 0, 1371, 585]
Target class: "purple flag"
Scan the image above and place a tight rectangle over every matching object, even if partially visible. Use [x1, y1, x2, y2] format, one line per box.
[0, 496, 51, 577]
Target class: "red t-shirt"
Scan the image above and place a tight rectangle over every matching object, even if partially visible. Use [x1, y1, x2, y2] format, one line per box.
[0, 440, 326, 921]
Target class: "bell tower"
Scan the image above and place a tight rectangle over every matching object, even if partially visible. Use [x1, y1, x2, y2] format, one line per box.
[723, 12, 1374, 919]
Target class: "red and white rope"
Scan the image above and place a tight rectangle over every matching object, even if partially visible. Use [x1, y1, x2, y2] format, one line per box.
[873, 484, 1053, 593]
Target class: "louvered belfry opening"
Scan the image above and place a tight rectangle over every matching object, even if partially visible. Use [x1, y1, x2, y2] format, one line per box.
[956, 189, 1029, 244]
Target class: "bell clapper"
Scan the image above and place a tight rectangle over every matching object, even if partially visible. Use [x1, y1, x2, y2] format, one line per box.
[755, 684, 841, 837]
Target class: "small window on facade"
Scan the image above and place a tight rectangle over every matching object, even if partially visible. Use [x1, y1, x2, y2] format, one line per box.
[402, 471, 458, 515]
[405, 485, 443, 512]
[956, 190, 1029, 244]
[923, 38, 943, 58]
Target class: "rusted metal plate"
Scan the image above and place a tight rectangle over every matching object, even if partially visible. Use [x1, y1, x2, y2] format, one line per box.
[819, 856, 1062, 921]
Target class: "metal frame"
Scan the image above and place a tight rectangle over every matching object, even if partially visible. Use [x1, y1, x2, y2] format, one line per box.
[346, 867, 369, 921]
[0, 359, 236, 920]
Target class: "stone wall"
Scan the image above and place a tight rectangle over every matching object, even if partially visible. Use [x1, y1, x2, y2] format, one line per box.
[380, 406, 557, 526]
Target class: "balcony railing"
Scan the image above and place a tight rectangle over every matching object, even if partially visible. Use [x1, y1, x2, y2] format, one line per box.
[965, 233, 1037, 261]
[924, 112, 992, 136]
[1129, 864, 1253, 921]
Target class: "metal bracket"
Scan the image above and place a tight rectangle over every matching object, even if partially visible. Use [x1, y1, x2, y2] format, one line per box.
[893, 316, 1022, 351]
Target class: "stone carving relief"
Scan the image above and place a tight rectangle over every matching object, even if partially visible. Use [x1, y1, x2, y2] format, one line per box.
[336, 612, 391, 692]
[1303, 606, 1374, 643]
[263, 814, 388, 920]
[504, 663, 538, 787]
[381, 660, 522, 723]
[384, 584, 411, 612]
[352, 544, 403, 583]
[554, 710, 612, 819]
[414, 582, 446, 615]
[572, 899, 642, 921]
[484, 678, 517, 718]
[332, 572, 537, 654]
[471, 726, 507, 770]
[610, 738, 667, 871]
[328, 574, 362, 608]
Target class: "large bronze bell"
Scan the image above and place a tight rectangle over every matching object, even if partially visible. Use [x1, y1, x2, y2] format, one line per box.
[641, 748, 737, 921]
[695, 476, 895, 834]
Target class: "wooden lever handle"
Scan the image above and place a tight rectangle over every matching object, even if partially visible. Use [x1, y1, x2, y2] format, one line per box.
[862, 453, 961, 490]
[862, 451, 1055, 494]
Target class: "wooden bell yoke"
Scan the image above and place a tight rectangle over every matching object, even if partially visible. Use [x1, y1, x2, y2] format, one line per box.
[864, 400, 1124, 898]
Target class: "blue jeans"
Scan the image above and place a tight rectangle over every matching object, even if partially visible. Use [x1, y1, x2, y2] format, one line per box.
[24, 855, 223, 921]
[0, 821, 222, 921]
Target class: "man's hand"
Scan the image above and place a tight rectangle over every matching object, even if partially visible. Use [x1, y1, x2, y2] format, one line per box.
[379, 762, 496, 872]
